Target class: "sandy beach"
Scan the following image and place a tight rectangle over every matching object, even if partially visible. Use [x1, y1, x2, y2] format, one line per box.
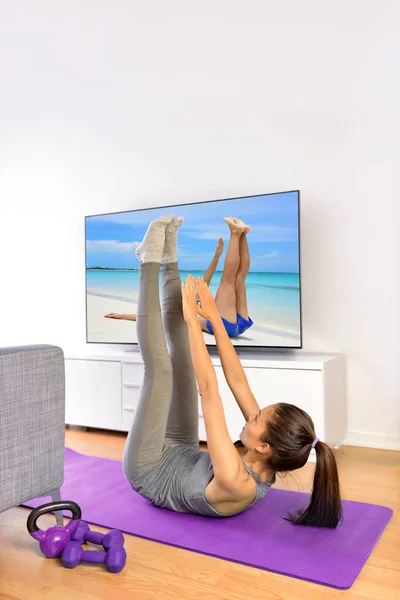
[87, 294, 299, 348]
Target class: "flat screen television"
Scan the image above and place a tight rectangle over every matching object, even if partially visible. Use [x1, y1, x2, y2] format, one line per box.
[85, 190, 301, 348]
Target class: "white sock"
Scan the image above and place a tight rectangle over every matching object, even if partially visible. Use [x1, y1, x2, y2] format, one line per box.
[162, 216, 184, 263]
[135, 215, 174, 263]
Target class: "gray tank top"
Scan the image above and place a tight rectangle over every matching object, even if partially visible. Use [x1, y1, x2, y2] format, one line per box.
[131, 441, 274, 517]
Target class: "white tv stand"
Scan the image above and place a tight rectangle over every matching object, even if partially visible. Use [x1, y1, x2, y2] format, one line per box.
[63, 349, 347, 454]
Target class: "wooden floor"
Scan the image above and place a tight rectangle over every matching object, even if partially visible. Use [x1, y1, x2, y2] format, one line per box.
[0, 428, 399, 600]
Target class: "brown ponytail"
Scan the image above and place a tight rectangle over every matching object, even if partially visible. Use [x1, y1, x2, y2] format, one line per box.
[286, 440, 343, 528]
[261, 403, 343, 529]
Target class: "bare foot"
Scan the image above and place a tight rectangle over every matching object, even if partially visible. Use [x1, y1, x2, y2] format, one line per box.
[223, 217, 245, 234]
[234, 217, 251, 234]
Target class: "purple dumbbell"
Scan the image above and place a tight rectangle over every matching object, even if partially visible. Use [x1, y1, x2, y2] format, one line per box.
[61, 540, 127, 573]
[71, 521, 125, 550]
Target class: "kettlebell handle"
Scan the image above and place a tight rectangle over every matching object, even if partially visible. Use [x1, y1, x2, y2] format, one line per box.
[27, 500, 82, 533]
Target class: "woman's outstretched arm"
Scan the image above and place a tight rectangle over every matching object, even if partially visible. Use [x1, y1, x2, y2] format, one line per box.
[195, 278, 260, 421]
[104, 313, 137, 321]
[186, 319, 218, 394]
[182, 276, 243, 486]
[182, 276, 219, 394]
[203, 238, 224, 286]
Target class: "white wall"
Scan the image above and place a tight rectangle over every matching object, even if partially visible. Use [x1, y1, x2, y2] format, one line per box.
[1, 1, 399, 448]
[330, 12, 400, 448]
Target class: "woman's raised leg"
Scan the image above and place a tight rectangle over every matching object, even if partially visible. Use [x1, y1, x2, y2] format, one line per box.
[214, 217, 244, 323]
[235, 224, 251, 319]
[122, 215, 175, 483]
[161, 217, 199, 445]
[162, 262, 199, 445]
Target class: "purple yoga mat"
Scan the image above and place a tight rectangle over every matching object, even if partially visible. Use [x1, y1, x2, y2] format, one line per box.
[22, 448, 392, 590]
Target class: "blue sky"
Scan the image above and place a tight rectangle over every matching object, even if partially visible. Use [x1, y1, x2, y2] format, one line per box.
[86, 191, 300, 273]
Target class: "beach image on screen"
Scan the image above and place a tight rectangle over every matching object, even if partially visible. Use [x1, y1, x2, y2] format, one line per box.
[86, 191, 301, 347]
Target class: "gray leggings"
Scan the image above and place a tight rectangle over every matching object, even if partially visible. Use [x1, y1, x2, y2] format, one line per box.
[122, 262, 199, 483]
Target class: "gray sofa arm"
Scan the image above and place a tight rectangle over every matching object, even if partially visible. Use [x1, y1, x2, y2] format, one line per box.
[0, 345, 65, 512]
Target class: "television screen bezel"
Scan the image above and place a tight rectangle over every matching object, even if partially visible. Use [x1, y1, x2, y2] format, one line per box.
[85, 189, 302, 350]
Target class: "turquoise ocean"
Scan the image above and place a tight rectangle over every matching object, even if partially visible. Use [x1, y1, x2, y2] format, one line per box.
[87, 269, 301, 340]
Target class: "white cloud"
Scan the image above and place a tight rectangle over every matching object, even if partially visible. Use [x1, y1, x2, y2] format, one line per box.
[184, 224, 298, 243]
[256, 251, 280, 259]
[86, 240, 140, 253]
[177, 248, 215, 264]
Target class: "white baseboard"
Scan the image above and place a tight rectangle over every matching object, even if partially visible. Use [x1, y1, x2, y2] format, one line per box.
[344, 431, 400, 451]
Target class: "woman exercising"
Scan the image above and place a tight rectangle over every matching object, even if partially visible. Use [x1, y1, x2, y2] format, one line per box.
[122, 215, 342, 526]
